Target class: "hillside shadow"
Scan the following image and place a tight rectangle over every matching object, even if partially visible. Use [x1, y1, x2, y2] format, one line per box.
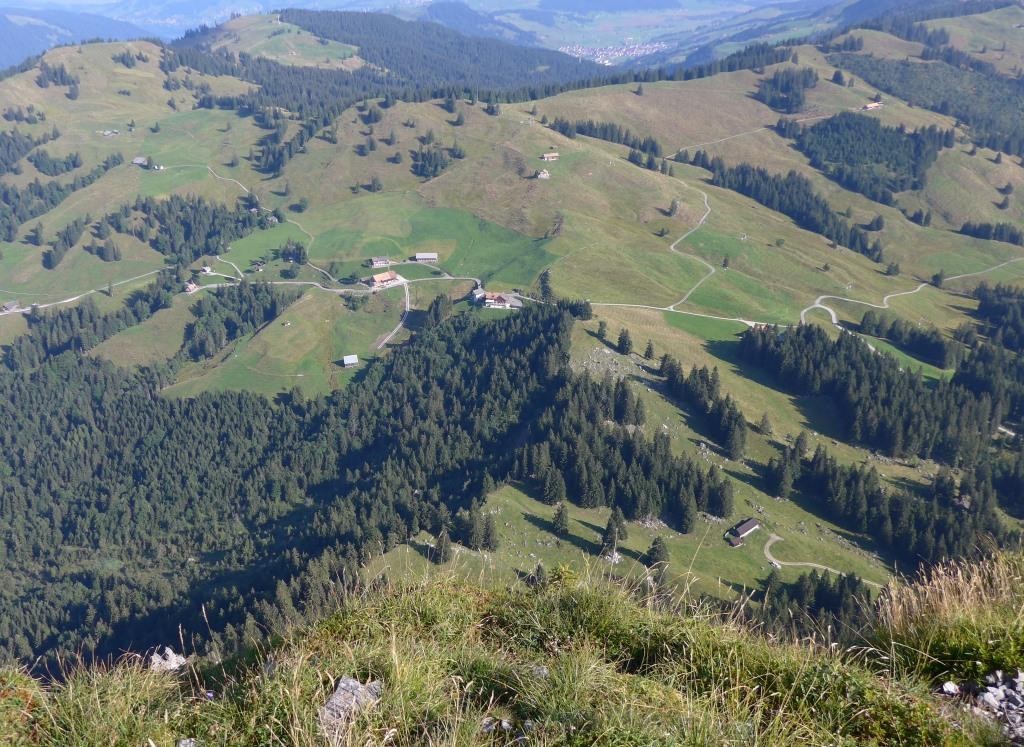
[401, 308, 428, 333]
[522, 512, 601, 556]
[723, 463, 770, 495]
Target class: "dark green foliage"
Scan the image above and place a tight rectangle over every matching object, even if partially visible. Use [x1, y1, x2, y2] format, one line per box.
[643, 536, 669, 567]
[483, 515, 499, 551]
[0, 305, 590, 662]
[954, 340, 1024, 424]
[756, 68, 818, 113]
[276, 239, 308, 264]
[550, 118, 663, 158]
[960, 221, 1024, 246]
[600, 515, 618, 556]
[974, 282, 1024, 353]
[27, 149, 82, 176]
[111, 49, 137, 68]
[610, 506, 628, 541]
[542, 467, 567, 505]
[84, 239, 122, 262]
[660, 356, 748, 463]
[514, 373, 728, 531]
[699, 156, 880, 261]
[184, 283, 300, 361]
[0, 125, 59, 175]
[553, 503, 569, 535]
[555, 299, 593, 320]
[34, 61, 78, 89]
[539, 269, 553, 303]
[618, 328, 632, 355]
[994, 450, 1024, 517]
[2, 105, 45, 124]
[102, 193, 264, 264]
[860, 310, 960, 368]
[787, 113, 951, 203]
[454, 502, 485, 549]
[757, 570, 874, 645]
[412, 146, 450, 179]
[424, 293, 453, 329]
[434, 528, 453, 564]
[42, 214, 90, 269]
[2, 273, 181, 370]
[740, 324, 1002, 466]
[775, 444, 1004, 566]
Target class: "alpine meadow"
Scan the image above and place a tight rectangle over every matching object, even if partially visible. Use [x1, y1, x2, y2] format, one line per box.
[2, 1, 1024, 745]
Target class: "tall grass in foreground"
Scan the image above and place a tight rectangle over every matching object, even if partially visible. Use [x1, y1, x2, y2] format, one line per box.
[0, 564, 1010, 745]
[876, 549, 1024, 682]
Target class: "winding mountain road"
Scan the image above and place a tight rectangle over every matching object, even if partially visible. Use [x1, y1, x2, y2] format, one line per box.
[799, 257, 1024, 326]
[764, 534, 883, 589]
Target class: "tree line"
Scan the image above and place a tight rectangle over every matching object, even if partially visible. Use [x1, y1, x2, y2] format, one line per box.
[754, 568, 874, 646]
[959, 221, 1024, 246]
[0, 153, 122, 242]
[0, 125, 59, 176]
[740, 324, 1001, 467]
[780, 112, 952, 204]
[660, 355, 748, 460]
[973, 282, 1024, 354]
[756, 67, 818, 113]
[102, 193, 267, 264]
[859, 310, 960, 368]
[512, 371, 735, 530]
[26, 148, 82, 177]
[767, 440, 1006, 566]
[184, 283, 300, 361]
[548, 117, 663, 158]
[830, 51, 1024, 157]
[688, 153, 882, 262]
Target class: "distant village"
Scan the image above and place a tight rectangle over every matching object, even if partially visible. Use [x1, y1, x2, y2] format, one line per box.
[559, 40, 670, 65]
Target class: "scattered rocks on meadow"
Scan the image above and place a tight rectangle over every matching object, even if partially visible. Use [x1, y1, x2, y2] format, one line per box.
[319, 677, 383, 745]
[481, 715, 534, 743]
[937, 670, 1024, 744]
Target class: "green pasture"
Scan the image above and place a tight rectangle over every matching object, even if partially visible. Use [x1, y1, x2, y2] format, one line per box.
[163, 287, 403, 398]
[366, 480, 891, 603]
[210, 15, 359, 69]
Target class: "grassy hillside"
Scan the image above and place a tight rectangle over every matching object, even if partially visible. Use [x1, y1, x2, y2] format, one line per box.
[925, 4, 1024, 76]
[5, 554, 1020, 745]
[3, 8, 1024, 615]
[205, 14, 363, 70]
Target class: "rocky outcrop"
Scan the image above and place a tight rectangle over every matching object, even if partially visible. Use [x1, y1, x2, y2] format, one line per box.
[319, 677, 383, 745]
[939, 670, 1024, 745]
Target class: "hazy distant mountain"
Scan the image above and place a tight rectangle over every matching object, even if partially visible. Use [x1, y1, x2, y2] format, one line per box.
[0, 7, 148, 67]
[422, 2, 540, 46]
